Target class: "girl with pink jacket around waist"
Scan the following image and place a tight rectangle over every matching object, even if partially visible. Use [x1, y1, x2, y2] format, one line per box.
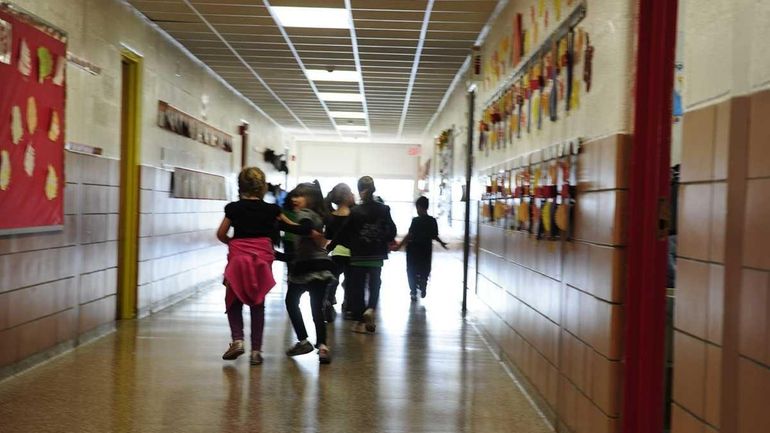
[216, 167, 281, 366]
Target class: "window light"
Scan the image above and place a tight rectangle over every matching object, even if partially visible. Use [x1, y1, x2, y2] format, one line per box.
[319, 92, 364, 102]
[329, 111, 367, 119]
[270, 7, 351, 29]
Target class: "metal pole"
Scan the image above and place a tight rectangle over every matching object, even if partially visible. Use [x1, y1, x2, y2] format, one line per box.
[462, 89, 475, 314]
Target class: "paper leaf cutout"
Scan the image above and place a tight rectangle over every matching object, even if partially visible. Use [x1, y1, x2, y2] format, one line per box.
[27, 97, 37, 134]
[38, 47, 53, 83]
[52, 55, 65, 86]
[48, 111, 61, 142]
[24, 143, 35, 176]
[0, 150, 10, 190]
[18, 39, 31, 76]
[45, 165, 58, 200]
[11, 105, 23, 144]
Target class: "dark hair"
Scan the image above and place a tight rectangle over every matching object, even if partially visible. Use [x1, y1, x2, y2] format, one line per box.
[415, 196, 429, 209]
[238, 167, 266, 198]
[291, 182, 327, 219]
[326, 183, 353, 211]
[357, 176, 376, 202]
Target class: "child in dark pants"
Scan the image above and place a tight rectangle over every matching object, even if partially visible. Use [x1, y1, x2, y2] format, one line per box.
[397, 197, 447, 301]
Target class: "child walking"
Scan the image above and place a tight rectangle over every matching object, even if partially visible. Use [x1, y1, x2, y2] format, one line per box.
[280, 183, 336, 364]
[324, 183, 355, 321]
[329, 176, 397, 334]
[397, 196, 448, 301]
[217, 167, 280, 365]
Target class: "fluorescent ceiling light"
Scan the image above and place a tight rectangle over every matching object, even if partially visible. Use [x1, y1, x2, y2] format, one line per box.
[270, 7, 350, 29]
[319, 92, 364, 102]
[329, 111, 366, 119]
[337, 125, 369, 131]
[306, 69, 361, 82]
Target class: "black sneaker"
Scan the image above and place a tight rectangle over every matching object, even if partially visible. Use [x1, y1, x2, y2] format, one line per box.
[318, 345, 332, 364]
[286, 340, 314, 357]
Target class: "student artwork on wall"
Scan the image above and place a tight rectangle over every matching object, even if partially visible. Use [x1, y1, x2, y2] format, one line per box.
[157, 101, 234, 152]
[477, 2, 589, 153]
[0, 3, 67, 234]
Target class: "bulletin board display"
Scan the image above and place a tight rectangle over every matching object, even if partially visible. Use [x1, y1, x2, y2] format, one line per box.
[0, 3, 67, 234]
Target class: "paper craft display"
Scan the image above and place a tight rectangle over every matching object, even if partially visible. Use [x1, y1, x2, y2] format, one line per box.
[0, 18, 10, 64]
[481, 140, 579, 241]
[0, 149, 9, 190]
[0, 5, 67, 232]
[478, 3, 588, 153]
[23, 142, 34, 176]
[17, 38, 30, 76]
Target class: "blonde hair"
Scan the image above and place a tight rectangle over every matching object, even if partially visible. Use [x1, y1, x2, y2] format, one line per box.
[238, 167, 266, 198]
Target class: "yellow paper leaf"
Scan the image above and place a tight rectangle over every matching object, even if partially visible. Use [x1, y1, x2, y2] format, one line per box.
[27, 97, 37, 134]
[0, 150, 10, 190]
[11, 105, 23, 144]
[45, 165, 58, 200]
[48, 111, 61, 142]
[24, 143, 35, 176]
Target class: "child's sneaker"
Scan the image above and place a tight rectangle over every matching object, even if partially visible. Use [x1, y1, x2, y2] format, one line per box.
[318, 345, 332, 364]
[222, 340, 245, 360]
[362, 308, 376, 332]
[285, 340, 314, 357]
[250, 350, 263, 365]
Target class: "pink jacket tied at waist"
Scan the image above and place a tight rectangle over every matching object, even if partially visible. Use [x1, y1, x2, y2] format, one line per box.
[224, 238, 276, 309]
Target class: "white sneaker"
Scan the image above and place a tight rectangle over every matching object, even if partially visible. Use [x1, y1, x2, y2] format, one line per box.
[222, 340, 245, 360]
[362, 308, 376, 332]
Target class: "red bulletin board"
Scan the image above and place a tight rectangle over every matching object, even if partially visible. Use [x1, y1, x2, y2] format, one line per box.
[0, 4, 67, 234]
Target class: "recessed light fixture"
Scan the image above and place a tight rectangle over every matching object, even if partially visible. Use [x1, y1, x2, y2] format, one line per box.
[329, 111, 367, 119]
[270, 6, 351, 29]
[306, 69, 361, 82]
[337, 125, 369, 131]
[319, 92, 364, 102]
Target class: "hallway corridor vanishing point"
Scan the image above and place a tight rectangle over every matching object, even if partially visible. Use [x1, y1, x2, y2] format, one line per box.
[0, 252, 551, 433]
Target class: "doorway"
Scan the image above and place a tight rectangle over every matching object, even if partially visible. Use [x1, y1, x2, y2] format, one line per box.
[117, 50, 142, 320]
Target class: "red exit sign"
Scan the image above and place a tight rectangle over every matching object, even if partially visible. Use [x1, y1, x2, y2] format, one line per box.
[407, 145, 422, 156]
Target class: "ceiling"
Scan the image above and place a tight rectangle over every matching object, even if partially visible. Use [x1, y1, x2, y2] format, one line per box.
[127, 0, 501, 141]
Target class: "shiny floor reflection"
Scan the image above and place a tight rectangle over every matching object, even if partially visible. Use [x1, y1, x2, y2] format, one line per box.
[0, 252, 550, 433]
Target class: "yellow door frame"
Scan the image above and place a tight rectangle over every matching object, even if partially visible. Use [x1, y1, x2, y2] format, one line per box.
[118, 49, 142, 320]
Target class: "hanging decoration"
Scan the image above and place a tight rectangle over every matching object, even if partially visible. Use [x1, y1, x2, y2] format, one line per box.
[480, 139, 580, 242]
[478, 2, 589, 154]
[0, 3, 67, 233]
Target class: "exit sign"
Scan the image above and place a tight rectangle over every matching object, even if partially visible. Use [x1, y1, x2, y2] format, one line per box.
[407, 145, 422, 156]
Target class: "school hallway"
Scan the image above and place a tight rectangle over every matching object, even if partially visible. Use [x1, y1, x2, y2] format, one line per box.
[0, 251, 551, 433]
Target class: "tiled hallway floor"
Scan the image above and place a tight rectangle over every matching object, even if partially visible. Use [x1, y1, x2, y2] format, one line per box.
[0, 252, 551, 433]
